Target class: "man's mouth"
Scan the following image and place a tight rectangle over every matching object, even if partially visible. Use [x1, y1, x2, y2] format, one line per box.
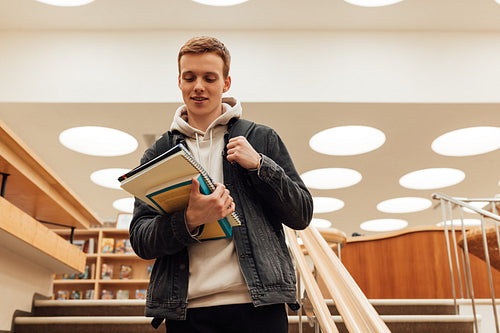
[191, 96, 208, 101]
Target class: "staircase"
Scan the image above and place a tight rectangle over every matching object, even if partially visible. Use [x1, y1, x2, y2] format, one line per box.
[13, 298, 477, 333]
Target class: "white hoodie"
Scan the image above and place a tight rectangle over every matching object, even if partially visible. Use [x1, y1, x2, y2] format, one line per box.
[170, 98, 252, 308]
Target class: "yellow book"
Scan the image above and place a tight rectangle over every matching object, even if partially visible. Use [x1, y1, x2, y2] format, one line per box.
[118, 144, 241, 241]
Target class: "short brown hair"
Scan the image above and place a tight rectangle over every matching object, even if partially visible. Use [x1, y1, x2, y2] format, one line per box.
[178, 36, 231, 78]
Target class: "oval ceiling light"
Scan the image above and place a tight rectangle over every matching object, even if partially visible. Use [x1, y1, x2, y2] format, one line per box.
[432, 126, 500, 157]
[399, 168, 465, 190]
[360, 219, 408, 232]
[377, 197, 432, 213]
[192, 0, 248, 6]
[310, 218, 332, 229]
[91, 168, 130, 189]
[313, 197, 345, 213]
[301, 168, 362, 190]
[344, 0, 405, 7]
[113, 197, 135, 213]
[35, 0, 95, 6]
[436, 219, 481, 227]
[59, 126, 138, 156]
[310, 125, 386, 156]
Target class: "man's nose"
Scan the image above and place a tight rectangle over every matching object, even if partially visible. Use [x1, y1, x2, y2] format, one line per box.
[194, 79, 205, 92]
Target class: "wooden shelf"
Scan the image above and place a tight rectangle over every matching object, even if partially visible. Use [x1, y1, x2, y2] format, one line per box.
[0, 119, 102, 229]
[53, 229, 153, 300]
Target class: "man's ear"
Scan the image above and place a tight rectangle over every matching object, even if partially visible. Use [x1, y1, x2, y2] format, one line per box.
[223, 76, 232, 93]
[178, 75, 181, 88]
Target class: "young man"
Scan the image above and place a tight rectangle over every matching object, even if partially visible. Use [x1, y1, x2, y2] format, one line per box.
[129, 36, 313, 333]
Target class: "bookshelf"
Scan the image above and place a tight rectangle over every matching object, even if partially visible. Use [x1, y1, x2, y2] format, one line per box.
[53, 228, 154, 300]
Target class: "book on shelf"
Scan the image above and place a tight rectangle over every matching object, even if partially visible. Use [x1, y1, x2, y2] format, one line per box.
[84, 289, 95, 300]
[101, 263, 114, 280]
[101, 238, 115, 254]
[135, 289, 146, 300]
[118, 143, 241, 241]
[83, 238, 95, 254]
[124, 239, 134, 254]
[116, 290, 130, 300]
[114, 239, 128, 254]
[147, 264, 153, 279]
[101, 289, 114, 300]
[57, 290, 69, 300]
[119, 264, 132, 279]
[70, 290, 82, 300]
[77, 265, 89, 279]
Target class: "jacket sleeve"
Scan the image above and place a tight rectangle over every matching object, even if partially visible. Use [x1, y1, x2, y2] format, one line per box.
[129, 141, 200, 260]
[246, 128, 313, 230]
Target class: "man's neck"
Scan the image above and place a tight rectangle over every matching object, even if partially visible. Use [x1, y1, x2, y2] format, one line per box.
[187, 108, 224, 133]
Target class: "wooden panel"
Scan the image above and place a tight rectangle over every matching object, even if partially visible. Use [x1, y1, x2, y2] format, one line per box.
[334, 227, 500, 299]
[0, 120, 101, 229]
[0, 196, 86, 273]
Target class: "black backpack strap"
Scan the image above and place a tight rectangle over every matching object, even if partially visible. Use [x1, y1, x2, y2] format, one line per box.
[227, 118, 256, 139]
[156, 130, 183, 155]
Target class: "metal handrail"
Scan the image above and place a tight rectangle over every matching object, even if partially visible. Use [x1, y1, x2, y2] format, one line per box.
[432, 192, 500, 333]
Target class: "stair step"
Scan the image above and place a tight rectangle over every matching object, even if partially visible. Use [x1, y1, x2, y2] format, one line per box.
[33, 299, 146, 317]
[288, 314, 477, 333]
[325, 299, 457, 316]
[15, 314, 476, 333]
[33, 298, 458, 317]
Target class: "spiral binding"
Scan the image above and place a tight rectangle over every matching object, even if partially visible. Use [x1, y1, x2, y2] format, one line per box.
[178, 144, 241, 226]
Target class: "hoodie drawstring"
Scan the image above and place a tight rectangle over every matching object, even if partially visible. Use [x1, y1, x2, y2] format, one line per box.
[194, 130, 213, 172]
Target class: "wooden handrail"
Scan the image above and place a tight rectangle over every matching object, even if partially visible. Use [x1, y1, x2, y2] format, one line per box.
[285, 227, 339, 333]
[319, 227, 347, 246]
[299, 227, 391, 333]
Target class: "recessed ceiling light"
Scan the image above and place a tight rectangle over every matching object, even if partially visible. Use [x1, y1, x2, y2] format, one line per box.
[377, 197, 432, 213]
[344, 0, 405, 7]
[309, 126, 386, 156]
[360, 219, 408, 232]
[59, 126, 138, 157]
[192, 0, 248, 6]
[399, 168, 465, 190]
[301, 168, 362, 189]
[436, 219, 481, 227]
[310, 218, 332, 229]
[313, 197, 345, 213]
[113, 198, 134, 213]
[432, 126, 500, 157]
[91, 168, 130, 189]
[35, 0, 95, 6]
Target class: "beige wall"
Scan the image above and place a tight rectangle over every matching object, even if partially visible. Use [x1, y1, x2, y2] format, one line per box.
[0, 245, 53, 331]
[1, 31, 500, 103]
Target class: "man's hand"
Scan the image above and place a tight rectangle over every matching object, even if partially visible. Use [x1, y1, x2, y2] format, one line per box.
[185, 177, 235, 233]
[226, 136, 261, 170]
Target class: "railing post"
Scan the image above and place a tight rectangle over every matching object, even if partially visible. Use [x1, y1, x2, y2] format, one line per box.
[440, 198, 458, 314]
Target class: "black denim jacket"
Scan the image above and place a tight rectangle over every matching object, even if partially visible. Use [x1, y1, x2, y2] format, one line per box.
[129, 119, 313, 325]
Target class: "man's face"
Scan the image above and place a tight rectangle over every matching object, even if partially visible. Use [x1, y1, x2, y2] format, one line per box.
[178, 53, 231, 124]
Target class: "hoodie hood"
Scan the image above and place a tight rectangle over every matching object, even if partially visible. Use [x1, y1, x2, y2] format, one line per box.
[170, 97, 242, 138]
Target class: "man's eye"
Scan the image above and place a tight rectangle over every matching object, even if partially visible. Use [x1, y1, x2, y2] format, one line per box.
[205, 77, 216, 83]
[184, 76, 194, 82]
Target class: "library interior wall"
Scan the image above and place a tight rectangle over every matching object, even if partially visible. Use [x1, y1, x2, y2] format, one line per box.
[0, 30, 500, 103]
[0, 245, 53, 330]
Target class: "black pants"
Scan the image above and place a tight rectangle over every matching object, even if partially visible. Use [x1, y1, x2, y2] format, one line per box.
[165, 303, 288, 333]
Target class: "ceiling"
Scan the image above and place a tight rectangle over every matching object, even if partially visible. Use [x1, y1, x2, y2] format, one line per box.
[1, 0, 500, 236]
[1, 102, 499, 237]
[2, 0, 500, 31]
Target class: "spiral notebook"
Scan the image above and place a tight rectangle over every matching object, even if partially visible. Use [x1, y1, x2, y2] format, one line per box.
[118, 143, 241, 240]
